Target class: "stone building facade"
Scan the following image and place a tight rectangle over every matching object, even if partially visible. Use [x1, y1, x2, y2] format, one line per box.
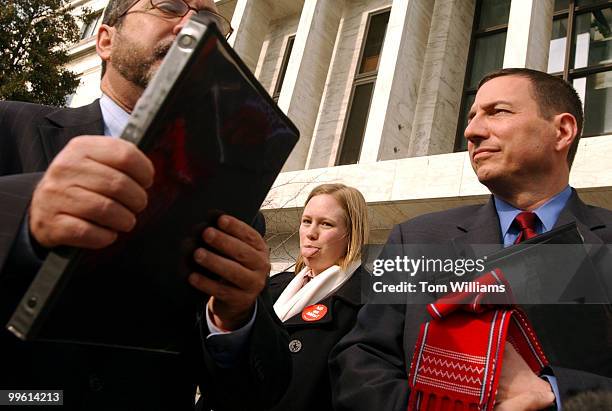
[67, 0, 612, 271]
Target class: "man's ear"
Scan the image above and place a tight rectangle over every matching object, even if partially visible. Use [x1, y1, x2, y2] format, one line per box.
[96, 24, 115, 64]
[554, 112, 578, 153]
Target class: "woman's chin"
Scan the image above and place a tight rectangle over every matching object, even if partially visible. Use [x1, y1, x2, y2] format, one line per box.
[302, 256, 316, 267]
[306, 262, 335, 275]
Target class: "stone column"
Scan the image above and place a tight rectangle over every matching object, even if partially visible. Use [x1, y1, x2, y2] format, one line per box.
[228, 0, 272, 73]
[503, 0, 554, 70]
[407, 0, 475, 157]
[279, 0, 344, 171]
[359, 0, 435, 163]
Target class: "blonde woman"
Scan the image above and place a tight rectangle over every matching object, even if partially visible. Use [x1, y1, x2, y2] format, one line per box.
[269, 183, 369, 411]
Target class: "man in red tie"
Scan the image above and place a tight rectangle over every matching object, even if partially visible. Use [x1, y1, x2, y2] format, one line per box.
[331, 68, 612, 410]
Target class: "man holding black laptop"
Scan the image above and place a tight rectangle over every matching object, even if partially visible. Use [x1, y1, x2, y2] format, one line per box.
[331, 69, 612, 410]
[0, 0, 290, 410]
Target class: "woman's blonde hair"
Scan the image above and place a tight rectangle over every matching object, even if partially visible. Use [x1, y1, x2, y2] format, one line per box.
[295, 183, 369, 273]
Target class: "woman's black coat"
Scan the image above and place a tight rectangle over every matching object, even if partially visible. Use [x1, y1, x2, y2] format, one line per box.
[267, 269, 362, 411]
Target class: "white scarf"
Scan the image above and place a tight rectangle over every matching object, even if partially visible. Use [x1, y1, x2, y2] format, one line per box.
[273, 260, 360, 322]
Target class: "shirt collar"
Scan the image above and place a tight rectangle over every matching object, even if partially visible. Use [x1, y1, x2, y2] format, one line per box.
[99, 93, 130, 138]
[494, 185, 573, 238]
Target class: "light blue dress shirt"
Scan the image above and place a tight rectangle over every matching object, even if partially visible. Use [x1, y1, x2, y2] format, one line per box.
[493, 186, 572, 410]
[494, 186, 573, 247]
[99, 93, 130, 137]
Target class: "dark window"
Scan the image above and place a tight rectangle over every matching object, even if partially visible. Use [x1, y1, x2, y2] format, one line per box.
[579, 71, 612, 135]
[576, 0, 611, 6]
[359, 12, 389, 74]
[468, 32, 508, 88]
[548, 17, 569, 73]
[555, 0, 571, 11]
[457, 93, 476, 148]
[272, 35, 296, 102]
[454, 0, 511, 151]
[476, 0, 511, 29]
[337, 9, 390, 165]
[548, 0, 612, 137]
[338, 82, 375, 165]
[80, 12, 102, 40]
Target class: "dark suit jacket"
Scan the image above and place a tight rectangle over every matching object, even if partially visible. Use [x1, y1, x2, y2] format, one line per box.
[266, 269, 362, 411]
[0, 100, 290, 411]
[330, 192, 612, 410]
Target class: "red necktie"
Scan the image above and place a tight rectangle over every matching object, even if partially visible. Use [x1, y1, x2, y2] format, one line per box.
[514, 211, 539, 244]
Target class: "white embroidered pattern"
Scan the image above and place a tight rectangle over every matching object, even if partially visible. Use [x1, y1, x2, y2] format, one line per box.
[420, 356, 485, 374]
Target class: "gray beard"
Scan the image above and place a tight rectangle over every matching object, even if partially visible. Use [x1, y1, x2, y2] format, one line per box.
[112, 35, 172, 89]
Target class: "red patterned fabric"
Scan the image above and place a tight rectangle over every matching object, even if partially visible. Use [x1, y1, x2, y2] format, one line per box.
[407, 269, 548, 411]
[426, 270, 514, 319]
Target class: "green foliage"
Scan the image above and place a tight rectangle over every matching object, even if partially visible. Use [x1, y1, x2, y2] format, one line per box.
[0, 0, 90, 106]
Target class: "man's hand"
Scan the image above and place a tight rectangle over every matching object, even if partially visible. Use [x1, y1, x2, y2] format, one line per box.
[494, 391, 556, 411]
[494, 343, 555, 411]
[30, 136, 154, 249]
[188, 215, 270, 331]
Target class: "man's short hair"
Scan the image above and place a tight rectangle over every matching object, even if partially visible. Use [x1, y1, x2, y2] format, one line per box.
[478, 68, 584, 167]
[100, 0, 136, 77]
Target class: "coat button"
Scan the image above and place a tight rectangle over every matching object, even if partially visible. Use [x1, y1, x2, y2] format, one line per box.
[89, 375, 104, 392]
[289, 339, 302, 353]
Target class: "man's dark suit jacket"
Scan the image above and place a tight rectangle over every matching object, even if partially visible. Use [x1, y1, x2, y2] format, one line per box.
[330, 192, 612, 410]
[0, 100, 290, 411]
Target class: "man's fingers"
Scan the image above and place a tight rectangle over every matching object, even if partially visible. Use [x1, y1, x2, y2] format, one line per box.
[65, 136, 155, 188]
[192, 247, 265, 292]
[43, 157, 148, 213]
[215, 215, 268, 252]
[38, 214, 119, 249]
[494, 391, 555, 411]
[191, 215, 270, 331]
[188, 272, 242, 303]
[73, 159, 149, 213]
[29, 136, 155, 250]
[60, 186, 137, 232]
[201, 226, 268, 271]
[496, 342, 552, 402]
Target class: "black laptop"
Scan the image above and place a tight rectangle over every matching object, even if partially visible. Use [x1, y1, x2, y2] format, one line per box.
[7, 14, 299, 353]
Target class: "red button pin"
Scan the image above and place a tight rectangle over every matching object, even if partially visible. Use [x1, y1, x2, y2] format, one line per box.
[302, 304, 328, 322]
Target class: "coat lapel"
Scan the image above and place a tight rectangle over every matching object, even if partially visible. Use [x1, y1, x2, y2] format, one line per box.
[447, 191, 609, 262]
[38, 100, 103, 163]
[451, 190, 607, 246]
[453, 197, 502, 244]
[555, 190, 611, 301]
[555, 189, 606, 245]
[450, 197, 503, 259]
[282, 271, 362, 328]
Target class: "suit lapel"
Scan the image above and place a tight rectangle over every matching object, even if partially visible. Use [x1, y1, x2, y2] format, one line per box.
[451, 190, 606, 245]
[555, 189, 606, 245]
[38, 100, 103, 163]
[450, 197, 503, 259]
[448, 191, 608, 256]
